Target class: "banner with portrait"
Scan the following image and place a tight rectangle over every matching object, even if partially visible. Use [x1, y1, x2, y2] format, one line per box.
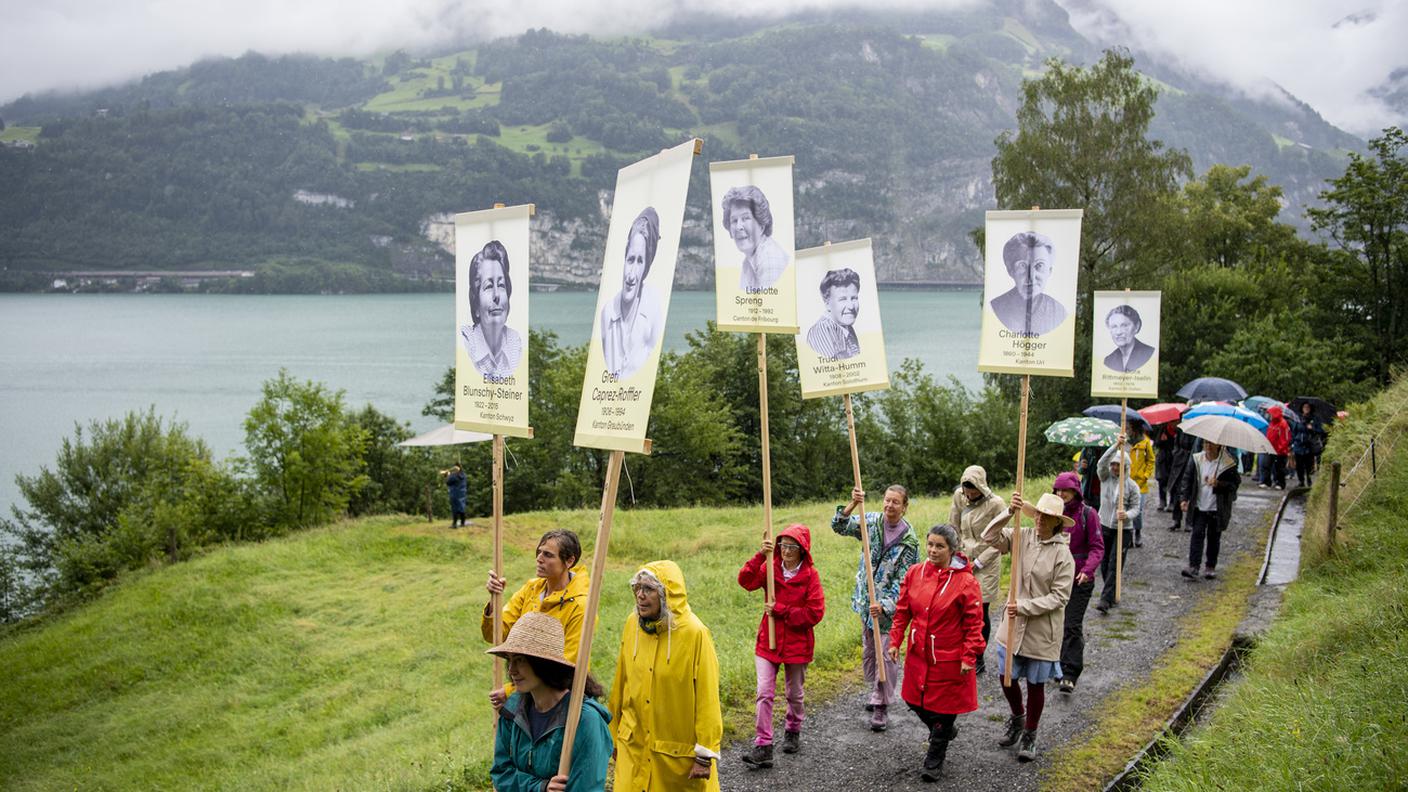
[977, 208, 1083, 377]
[709, 155, 799, 333]
[574, 139, 700, 453]
[1090, 290, 1161, 399]
[454, 203, 533, 437]
[794, 239, 890, 399]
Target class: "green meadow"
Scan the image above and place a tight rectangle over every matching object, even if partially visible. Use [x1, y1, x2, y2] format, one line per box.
[0, 482, 1047, 790]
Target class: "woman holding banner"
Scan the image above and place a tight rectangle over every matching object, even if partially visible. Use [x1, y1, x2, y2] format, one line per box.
[483, 530, 591, 710]
[886, 523, 985, 782]
[738, 523, 825, 768]
[488, 612, 613, 792]
[982, 493, 1074, 762]
[831, 485, 919, 732]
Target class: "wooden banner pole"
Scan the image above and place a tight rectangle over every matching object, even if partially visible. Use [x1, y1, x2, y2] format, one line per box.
[491, 434, 505, 690]
[1003, 374, 1031, 687]
[844, 394, 886, 683]
[557, 449, 625, 777]
[758, 333, 777, 650]
[1116, 399, 1127, 603]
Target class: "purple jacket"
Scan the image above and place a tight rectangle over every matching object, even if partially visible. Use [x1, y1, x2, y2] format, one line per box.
[1054, 471, 1103, 579]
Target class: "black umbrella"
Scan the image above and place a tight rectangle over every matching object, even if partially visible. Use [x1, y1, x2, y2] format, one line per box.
[1083, 404, 1151, 432]
[1176, 377, 1248, 403]
[1288, 396, 1337, 423]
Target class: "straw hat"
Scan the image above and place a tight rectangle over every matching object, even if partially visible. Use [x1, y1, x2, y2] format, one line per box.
[1022, 492, 1076, 528]
[484, 611, 574, 667]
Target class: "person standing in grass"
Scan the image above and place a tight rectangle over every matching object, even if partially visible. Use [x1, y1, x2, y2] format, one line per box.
[887, 523, 985, 783]
[948, 465, 1007, 675]
[488, 612, 613, 792]
[738, 523, 825, 769]
[441, 463, 468, 528]
[982, 492, 1075, 763]
[1052, 472, 1102, 696]
[609, 560, 723, 792]
[832, 484, 920, 732]
[484, 530, 590, 710]
[1094, 440, 1141, 615]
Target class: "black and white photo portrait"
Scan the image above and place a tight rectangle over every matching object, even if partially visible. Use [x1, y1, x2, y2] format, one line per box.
[1102, 304, 1156, 372]
[599, 207, 663, 380]
[805, 267, 861, 360]
[458, 240, 522, 378]
[720, 185, 788, 291]
[989, 231, 1068, 336]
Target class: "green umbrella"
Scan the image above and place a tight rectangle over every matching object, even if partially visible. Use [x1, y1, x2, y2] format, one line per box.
[1044, 416, 1120, 447]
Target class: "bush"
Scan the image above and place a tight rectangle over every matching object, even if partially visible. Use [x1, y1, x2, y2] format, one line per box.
[242, 370, 369, 530]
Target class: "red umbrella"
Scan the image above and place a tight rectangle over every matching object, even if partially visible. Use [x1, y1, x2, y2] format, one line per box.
[1139, 403, 1186, 425]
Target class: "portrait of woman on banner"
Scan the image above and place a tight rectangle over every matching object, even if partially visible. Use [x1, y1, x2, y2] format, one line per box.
[459, 240, 523, 378]
[806, 267, 862, 360]
[721, 185, 788, 291]
[600, 207, 663, 380]
[990, 231, 1068, 336]
[1102, 305, 1156, 373]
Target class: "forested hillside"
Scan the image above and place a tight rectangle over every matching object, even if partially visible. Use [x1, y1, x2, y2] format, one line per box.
[0, 0, 1362, 291]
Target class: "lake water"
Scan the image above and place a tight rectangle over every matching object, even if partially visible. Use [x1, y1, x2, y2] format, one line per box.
[0, 290, 983, 517]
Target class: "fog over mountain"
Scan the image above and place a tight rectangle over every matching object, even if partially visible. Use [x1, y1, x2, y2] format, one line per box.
[4, 0, 1405, 137]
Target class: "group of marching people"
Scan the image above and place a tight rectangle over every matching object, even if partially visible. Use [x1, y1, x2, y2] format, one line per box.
[479, 461, 1133, 790]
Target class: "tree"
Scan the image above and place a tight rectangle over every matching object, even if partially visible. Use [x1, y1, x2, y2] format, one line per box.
[1309, 126, 1408, 384]
[1177, 164, 1295, 268]
[988, 49, 1192, 417]
[242, 370, 368, 529]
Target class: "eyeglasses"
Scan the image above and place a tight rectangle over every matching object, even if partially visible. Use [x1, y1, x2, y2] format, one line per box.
[778, 542, 802, 551]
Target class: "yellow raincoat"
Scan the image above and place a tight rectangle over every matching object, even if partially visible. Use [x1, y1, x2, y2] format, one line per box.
[608, 560, 722, 792]
[481, 570, 590, 696]
[1129, 435, 1155, 494]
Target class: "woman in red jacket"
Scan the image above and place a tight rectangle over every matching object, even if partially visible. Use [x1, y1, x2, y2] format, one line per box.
[738, 523, 826, 769]
[887, 523, 985, 783]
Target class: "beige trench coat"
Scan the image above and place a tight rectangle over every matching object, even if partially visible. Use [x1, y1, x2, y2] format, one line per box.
[949, 465, 1006, 603]
[981, 510, 1075, 661]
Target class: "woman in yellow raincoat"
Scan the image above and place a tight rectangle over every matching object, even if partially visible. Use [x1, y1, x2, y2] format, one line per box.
[608, 560, 723, 792]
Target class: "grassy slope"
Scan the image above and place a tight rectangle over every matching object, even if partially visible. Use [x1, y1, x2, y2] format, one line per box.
[1137, 382, 1408, 791]
[0, 481, 1049, 791]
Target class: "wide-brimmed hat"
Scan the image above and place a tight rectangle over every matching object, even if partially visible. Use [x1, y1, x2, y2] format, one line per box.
[485, 611, 574, 667]
[1022, 492, 1076, 528]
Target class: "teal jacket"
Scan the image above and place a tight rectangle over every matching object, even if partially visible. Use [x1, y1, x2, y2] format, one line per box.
[491, 692, 613, 792]
[831, 508, 920, 632]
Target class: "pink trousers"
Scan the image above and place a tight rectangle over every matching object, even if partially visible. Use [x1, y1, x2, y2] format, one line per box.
[754, 655, 807, 745]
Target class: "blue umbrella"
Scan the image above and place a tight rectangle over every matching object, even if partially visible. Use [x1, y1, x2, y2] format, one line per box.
[1184, 402, 1269, 432]
[1177, 376, 1248, 403]
[1241, 395, 1282, 413]
[1083, 404, 1151, 431]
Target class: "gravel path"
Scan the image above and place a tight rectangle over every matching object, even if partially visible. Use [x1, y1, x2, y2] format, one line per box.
[715, 479, 1281, 792]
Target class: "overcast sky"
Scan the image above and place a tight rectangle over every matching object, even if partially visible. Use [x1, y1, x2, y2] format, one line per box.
[2, 0, 1403, 137]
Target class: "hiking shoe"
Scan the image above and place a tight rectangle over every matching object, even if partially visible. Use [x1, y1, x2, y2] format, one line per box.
[920, 730, 950, 782]
[1059, 678, 1076, 695]
[869, 704, 888, 732]
[1017, 729, 1039, 761]
[997, 714, 1024, 747]
[1203, 567, 1217, 579]
[1095, 600, 1111, 614]
[781, 731, 800, 754]
[1181, 566, 1198, 579]
[741, 743, 773, 768]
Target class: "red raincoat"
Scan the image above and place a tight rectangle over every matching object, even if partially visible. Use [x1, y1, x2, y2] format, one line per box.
[889, 553, 985, 714]
[738, 523, 826, 665]
[1267, 405, 1292, 456]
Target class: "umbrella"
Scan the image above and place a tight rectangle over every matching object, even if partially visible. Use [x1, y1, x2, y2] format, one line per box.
[1288, 396, 1338, 423]
[1176, 376, 1248, 403]
[397, 423, 494, 447]
[1241, 395, 1283, 414]
[1139, 402, 1186, 426]
[1083, 404, 1151, 431]
[1044, 416, 1120, 447]
[1184, 402, 1269, 432]
[1180, 414, 1275, 454]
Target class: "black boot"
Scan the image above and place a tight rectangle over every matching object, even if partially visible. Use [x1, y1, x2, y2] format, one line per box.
[742, 743, 773, 768]
[781, 730, 800, 754]
[997, 713, 1024, 747]
[920, 729, 949, 782]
